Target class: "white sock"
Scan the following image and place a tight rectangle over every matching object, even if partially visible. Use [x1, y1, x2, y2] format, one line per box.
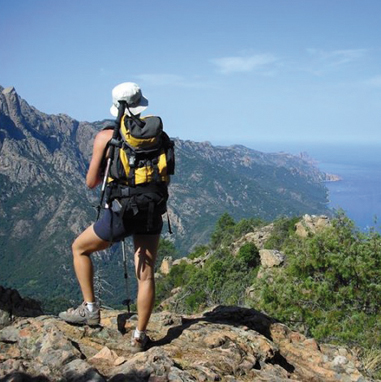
[86, 302, 96, 312]
[134, 328, 146, 339]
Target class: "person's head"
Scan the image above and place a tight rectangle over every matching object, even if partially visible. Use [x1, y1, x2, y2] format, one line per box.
[110, 82, 148, 117]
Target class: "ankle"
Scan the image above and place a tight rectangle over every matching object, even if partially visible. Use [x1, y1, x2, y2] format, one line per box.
[85, 301, 96, 312]
[134, 328, 146, 339]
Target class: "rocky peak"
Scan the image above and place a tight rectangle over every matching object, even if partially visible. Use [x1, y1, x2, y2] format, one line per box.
[1, 86, 26, 120]
[0, 85, 84, 147]
[2, 86, 15, 95]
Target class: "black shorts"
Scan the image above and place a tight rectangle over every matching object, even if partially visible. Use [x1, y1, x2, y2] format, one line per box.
[93, 207, 163, 243]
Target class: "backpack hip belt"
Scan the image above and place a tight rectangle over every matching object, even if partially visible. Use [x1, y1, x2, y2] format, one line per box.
[107, 182, 168, 231]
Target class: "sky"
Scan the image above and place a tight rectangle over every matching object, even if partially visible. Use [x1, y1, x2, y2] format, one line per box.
[1, 0, 381, 149]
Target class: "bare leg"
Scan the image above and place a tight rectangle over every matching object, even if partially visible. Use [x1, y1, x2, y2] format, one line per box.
[133, 234, 160, 332]
[72, 225, 111, 302]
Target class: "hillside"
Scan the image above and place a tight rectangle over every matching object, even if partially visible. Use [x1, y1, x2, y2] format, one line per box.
[0, 85, 330, 308]
[154, 212, 381, 380]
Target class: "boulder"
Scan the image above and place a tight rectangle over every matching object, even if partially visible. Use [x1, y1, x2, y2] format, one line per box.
[295, 214, 330, 238]
[259, 249, 285, 268]
[160, 256, 173, 275]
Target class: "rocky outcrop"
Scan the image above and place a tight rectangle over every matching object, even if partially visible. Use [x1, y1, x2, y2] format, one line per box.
[0, 305, 369, 382]
[158, 252, 214, 277]
[160, 256, 174, 275]
[325, 173, 342, 182]
[259, 249, 285, 268]
[295, 214, 331, 238]
[232, 223, 275, 255]
[0, 286, 43, 329]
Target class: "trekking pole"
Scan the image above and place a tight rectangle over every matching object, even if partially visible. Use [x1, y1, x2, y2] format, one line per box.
[121, 239, 132, 313]
[96, 101, 127, 220]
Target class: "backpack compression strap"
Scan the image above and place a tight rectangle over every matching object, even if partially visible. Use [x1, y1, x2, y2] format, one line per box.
[125, 103, 146, 128]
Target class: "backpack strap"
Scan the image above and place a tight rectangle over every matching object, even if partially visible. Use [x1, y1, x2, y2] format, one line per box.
[125, 104, 146, 128]
[108, 182, 167, 199]
[125, 146, 136, 187]
[151, 157, 161, 183]
[147, 200, 155, 231]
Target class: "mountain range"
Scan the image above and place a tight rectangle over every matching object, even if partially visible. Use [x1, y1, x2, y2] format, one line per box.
[0, 85, 331, 307]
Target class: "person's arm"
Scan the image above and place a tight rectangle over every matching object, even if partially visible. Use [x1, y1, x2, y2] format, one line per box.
[86, 129, 113, 189]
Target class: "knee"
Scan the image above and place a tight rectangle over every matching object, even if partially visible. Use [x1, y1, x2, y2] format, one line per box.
[137, 273, 155, 283]
[72, 238, 89, 258]
[72, 239, 81, 258]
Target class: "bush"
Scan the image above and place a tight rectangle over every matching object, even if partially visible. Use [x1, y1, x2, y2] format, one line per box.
[157, 210, 381, 360]
[237, 242, 260, 268]
[211, 213, 236, 248]
[233, 218, 264, 237]
[188, 245, 209, 260]
[155, 260, 198, 306]
[251, 212, 381, 348]
[264, 216, 300, 250]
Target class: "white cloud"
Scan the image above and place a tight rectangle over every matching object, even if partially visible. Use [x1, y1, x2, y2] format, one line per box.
[210, 53, 278, 74]
[136, 74, 209, 88]
[307, 48, 367, 67]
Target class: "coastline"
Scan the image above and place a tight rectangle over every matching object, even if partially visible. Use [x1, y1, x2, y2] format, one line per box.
[245, 140, 381, 231]
[323, 173, 342, 182]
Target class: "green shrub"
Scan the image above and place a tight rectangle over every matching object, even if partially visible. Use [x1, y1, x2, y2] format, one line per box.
[157, 211, 381, 357]
[188, 245, 209, 260]
[155, 260, 198, 306]
[252, 212, 381, 348]
[211, 213, 236, 248]
[233, 218, 264, 237]
[264, 216, 300, 250]
[237, 242, 260, 268]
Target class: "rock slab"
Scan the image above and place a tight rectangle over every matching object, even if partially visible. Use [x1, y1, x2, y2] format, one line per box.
[0, 305, 369, 382]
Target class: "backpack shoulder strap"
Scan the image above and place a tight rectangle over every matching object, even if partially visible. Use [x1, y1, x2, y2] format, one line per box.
[102, 123, 117, 131]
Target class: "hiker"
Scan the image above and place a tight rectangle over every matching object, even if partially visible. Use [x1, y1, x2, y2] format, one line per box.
[59, 82, 174, 353]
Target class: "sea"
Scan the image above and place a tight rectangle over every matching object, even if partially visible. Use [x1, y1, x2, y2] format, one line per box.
[249, 141, 381, 232]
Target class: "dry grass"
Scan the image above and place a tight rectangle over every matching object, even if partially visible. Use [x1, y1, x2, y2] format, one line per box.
[359, 347, 381, 380]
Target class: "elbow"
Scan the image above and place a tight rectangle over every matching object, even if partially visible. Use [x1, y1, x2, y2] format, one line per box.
[86, 177, 99, 189]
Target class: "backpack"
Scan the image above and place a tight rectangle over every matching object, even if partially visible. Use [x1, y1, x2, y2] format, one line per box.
[105, 114, 175, 231]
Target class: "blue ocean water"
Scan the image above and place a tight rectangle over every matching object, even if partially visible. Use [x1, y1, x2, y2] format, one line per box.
[250, 141, 381, 231]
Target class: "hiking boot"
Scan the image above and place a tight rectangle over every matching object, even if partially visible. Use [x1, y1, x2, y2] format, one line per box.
[130, 330, 149, 353]
[59, 302, 100, 326]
